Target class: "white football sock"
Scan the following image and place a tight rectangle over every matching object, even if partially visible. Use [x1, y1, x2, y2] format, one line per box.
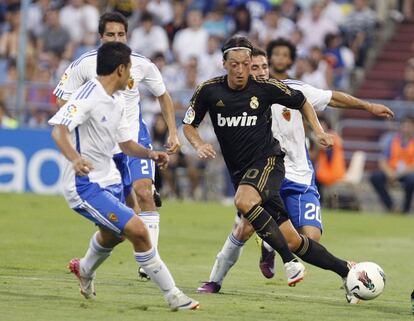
[209, 233, 244, 284]
[80, 232, 112, 277]
[134, 247, 176, 294]
[139, 211, 160, 249]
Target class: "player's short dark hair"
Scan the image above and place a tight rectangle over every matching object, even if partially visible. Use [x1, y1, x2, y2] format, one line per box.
[97, 42, 131, 76]
[222, 36, 253, 60]
[98, 12, 128, 36]
[266, 38, 296, 63]
[252, 47, 267, 58]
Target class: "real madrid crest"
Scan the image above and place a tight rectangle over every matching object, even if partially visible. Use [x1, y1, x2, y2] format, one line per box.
[127, 77, 134, 90]
[250, 96, 259, 109]
[282, 107, 291, 121]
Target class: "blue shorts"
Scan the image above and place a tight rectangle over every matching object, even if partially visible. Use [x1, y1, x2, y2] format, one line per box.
[280, 178, 323, 231]
[113, 153, 133, 196]
[113, 147, 155, 197]
[128, 156, 155, 182]
[73, 176, 135, 235]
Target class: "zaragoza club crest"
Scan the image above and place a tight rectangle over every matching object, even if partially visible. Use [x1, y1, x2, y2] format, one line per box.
[107, 213, 119, 222]
[282, 107, 291, 121]
[127, 77, 134, 89]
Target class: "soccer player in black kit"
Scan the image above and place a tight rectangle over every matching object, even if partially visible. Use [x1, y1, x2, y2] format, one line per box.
[183, 36, 352, 288]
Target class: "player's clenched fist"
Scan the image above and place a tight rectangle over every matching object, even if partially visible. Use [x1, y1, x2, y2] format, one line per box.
[316, 132, 334, 149]
[149, 150, 169, 170]
[72, 157, 94, 176]
[165, 133, 181, 154]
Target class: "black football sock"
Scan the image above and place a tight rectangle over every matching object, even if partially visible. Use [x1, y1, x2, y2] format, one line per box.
[294, 235, 349, 278]
[245, 204, 295, 263]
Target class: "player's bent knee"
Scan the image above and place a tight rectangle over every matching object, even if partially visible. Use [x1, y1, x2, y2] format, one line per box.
[299, 226, 321, 242]
[305, 231, 321, 242]
[123, 216, 151, 246]
[234, 197, 257, 214]
[234, 185, 262, 214]
[134, 187, 153, 202]
[133, 181, 155, 205]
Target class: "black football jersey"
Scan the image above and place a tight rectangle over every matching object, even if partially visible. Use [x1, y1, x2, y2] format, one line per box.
[183, 75, 306, 179]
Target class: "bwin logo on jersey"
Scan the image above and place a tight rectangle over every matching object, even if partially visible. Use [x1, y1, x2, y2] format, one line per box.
[217, 112, 257, 127]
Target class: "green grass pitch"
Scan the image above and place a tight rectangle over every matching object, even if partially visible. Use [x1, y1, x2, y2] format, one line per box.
[0, 193, 413, 321]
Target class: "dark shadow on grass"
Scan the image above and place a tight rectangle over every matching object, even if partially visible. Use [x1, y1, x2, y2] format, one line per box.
[0, 266, 67, 275]
[218, 288, 409, 317]
[345, 302, 411, 317]
[0, 290, 82, 303]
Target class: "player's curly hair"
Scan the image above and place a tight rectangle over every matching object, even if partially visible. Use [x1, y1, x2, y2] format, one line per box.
[266, 38, 296, 64]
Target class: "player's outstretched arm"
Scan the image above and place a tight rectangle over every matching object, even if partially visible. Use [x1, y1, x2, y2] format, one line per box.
[300, 100, 334, 148]
[183, 124, 216, 159]
[119, 140, 169, 169]
[157, 91, 180, 153]
[51, 125, 93, 176]
[330, 91, 394, 118]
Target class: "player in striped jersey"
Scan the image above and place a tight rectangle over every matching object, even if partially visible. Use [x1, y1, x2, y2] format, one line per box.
[53, 12, 179, 279]
[49, 42, 199, 310]
[197, 44, 393, 303]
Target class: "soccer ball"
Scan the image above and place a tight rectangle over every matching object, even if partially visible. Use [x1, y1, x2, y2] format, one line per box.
[346, 262, 386, 300]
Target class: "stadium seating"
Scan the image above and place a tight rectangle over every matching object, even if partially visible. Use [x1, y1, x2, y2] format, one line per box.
[356, 19, 414, 99]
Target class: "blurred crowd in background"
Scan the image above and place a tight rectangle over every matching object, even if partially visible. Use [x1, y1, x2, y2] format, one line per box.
[1, 0, 414, 208]
[1, 0, 413, 126]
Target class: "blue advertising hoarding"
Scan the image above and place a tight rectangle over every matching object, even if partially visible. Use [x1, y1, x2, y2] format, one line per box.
[0, 128, 63, 194]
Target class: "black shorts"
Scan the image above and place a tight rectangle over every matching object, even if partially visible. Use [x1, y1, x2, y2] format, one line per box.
[235, 156, 289, 225]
